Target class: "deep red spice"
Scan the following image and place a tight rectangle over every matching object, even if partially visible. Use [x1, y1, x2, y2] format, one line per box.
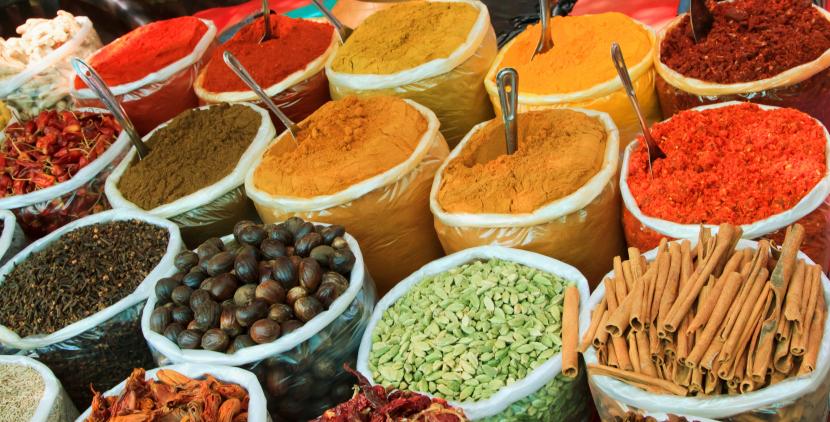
[627, 103, 827, 225]
[660, 0, 830, 84]
[74, 17, 208, 88]
[201, 16, 333, 92]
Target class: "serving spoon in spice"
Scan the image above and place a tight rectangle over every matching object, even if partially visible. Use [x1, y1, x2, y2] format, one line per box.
[70, 58, 151, 160]
[610, 42, 665, 173]
[531, 0, 557, 60]
[497, 67, 519, 155]
[223, 51, 299, 143]
[259, 0, 273, 43]
[689, 0, 715, 42]
[311, 0, 354, 43]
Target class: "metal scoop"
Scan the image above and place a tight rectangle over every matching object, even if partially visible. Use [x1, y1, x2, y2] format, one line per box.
[689, 0, 714, 43]
[311, 0, 354, 43]
[610, 42, 666, 173]
[497, 68, 519, 155]
[531, 0, 556, 61]
[223, 51, 299, 143]
[259, 0, 273, 43]
[70, 58, 150, 160]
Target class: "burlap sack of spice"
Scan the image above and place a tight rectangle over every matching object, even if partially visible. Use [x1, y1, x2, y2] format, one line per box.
[143, 232, 375, 421]
[356, 246, 592, 421]
[484, 14, 659, 153]
[194, 18, 338, 132]
[0, 356, 78, 422]
[104, 103, 275, 248]
[245, 99, 448, 294]
[621, 102, 830, 272]
[326, 0, 497, 147]
[584, 239, 830, 421]
[72, 19, 217, 135]
[0, 210, 182, 409]
[431, 108, 623, 287]
[654, 4, 830, 127]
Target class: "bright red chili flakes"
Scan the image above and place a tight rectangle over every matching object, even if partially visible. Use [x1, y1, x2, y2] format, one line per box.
[627, 103, 827, 225]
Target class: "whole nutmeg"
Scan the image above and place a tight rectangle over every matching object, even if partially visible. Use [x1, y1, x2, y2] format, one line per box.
[170, 272, 185, 282]
[232, 334, 256, 351]
[238, 224, 266, 247]
[331, 237, 348, 250]
[190, 289, 212, 310]
[171, 285, 193, 306]
[299, 258, 322, 291]
[268, 303, 293, 323]
[201, 328, 230, 352]
[204, 237, 226, 251]
[233, 220, 257, 241]
[258, 260, 274, 284]
[198, 258, 210, 274]
[250, 319, 281, 344]
[163, 322, 184, 343]
[256, 280, 286, 305]
[174, 250, 199, 271]
[154, 277, 180, 303]
[309, 245, 335, 267]
[295, 232, 323, 257]
[329, 249, 355, 274]
[286, 286, 308, 307]
[196, 241, 221, 260]
[272, 256, 297, 289]
[320, 225, 345, 245]
[281, 320, 303, 335]
[149, 307, 172, 333]
[285, 246, 296, 257]
[314, 283, 342, 308]
[294, 222, 316, 240]
[194, 300, 221, 329]
[182, 269, 207, 289]
[209, 273, 238, 301]
[177, 329, 203, 349]
[283, 217, 305, 237]
[261, 238, 286, 260]
[220, 307, 242, 337]
[233, 284, 257, 307]
[294, 296, 323, 322]
[171, 306, 194, 324]
[236, 299, 269, 327]
[321, 272, 350, 292]
[186, 320, 205, 332]
[267, 226, 293, 245]
[234, 251, 259, 284]
[266, 367, 289, 397]
[206, 251, 235, 276]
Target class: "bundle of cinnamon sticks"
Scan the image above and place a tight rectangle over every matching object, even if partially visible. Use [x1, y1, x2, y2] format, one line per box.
[581, 223, 826, 396]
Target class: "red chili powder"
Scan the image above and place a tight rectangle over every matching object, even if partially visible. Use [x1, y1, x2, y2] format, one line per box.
[627, 103, 827, 225]
[74, 17, 208, 88]
[201, 16, 333, 92]
[660, 0, 830, 84]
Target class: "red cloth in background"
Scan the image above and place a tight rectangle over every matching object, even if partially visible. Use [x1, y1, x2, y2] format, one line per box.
[194, 0, 305, 33]
[573, 0, 679, 29]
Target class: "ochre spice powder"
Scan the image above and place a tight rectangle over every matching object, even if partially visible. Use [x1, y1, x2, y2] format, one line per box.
[437, 109, 607, 214]
[627, 103, 827, 225]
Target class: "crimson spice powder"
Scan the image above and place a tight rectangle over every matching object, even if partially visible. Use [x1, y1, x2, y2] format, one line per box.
[660, 0, 830, 84]
[627, 103, 827, 225]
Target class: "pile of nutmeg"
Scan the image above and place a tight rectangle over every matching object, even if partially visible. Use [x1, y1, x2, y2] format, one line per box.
[148, 217, 356, 353]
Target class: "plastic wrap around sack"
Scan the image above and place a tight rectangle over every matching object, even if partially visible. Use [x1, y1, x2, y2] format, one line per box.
[0, 110, 132, 239]
[326, 0, 497, 147]
[71, 20, 217, 135]
[0, 209, 27, 267]
[0, 209, 183, 408]
[105, 102, 276, 249]
[194, 19, 337, 131]
[356, 246, 591, 420]
[431, 108, 624, 287]
[0, 16, 102, 119]
[75, 364, 270, 422]
[0, 355, 78, 422]
[142, 230, 376, 421]
[621, 101, 830, 271]
[484, 20, 659, 153]
[245, 99, 448, 295]
[654, 6, 830, 127]
[584, 238, 830, 421]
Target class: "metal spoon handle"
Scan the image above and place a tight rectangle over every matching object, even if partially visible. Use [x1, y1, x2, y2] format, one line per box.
[311, 0, 350, 42]
[71, 58, 150, 160]
[262, 0, 272, 40]
[536, 0, 554, 54]
[497, 68, 519, 155]
[610, 43, 650, 139]
[223, 51, 298, 142]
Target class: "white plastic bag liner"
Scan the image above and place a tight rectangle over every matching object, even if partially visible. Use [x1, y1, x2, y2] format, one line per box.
[0, 109, 132, 239]
[71, 19, 217, 135]
[620, 101, 830, 269]
[325, 0, 497, 146]
[0, 16, 102, 119]
[0, 209, 27, 266]
[0, 355, 78, 422]
[105, 102, 275, 248]
[75, 363, 270, 422]
[430, 108, 624, 285]
[143, 230, 376, 420]
[585, 238, 830, 420]
[356, 245, 591, 420]
[0, 209, 183, 407]
[245, 99, 448, 294]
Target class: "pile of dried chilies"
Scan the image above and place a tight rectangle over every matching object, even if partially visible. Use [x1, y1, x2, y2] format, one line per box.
[583, 223, 826, 395]
[86, 368, 250, 422]
[313, 366, 468, 422]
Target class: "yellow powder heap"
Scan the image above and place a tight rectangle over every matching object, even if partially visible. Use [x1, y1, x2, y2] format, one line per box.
[254, 96, 427, 197]
[330, 2, 479, 74]
[498, 13, 651, 94]
[437, 109, 607, 214]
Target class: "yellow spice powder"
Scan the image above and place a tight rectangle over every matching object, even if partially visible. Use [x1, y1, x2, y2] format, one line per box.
[254, 96, 427, 197]
[497, 13, 651, 94]
[437, 109, 607, 214]
[330, 2, 479, 74]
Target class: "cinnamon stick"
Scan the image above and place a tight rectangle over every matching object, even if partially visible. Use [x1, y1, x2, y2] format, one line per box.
[562, 285, 579, 378]
[783, 260, 807, 332]
[581, 297, 606, 352]
[686, 272, 742, 368]
[792, 265, 820, 356]
[798, 292, 825, 375]
[592, 310, 610, 348]
[588, 364, 688, 396]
